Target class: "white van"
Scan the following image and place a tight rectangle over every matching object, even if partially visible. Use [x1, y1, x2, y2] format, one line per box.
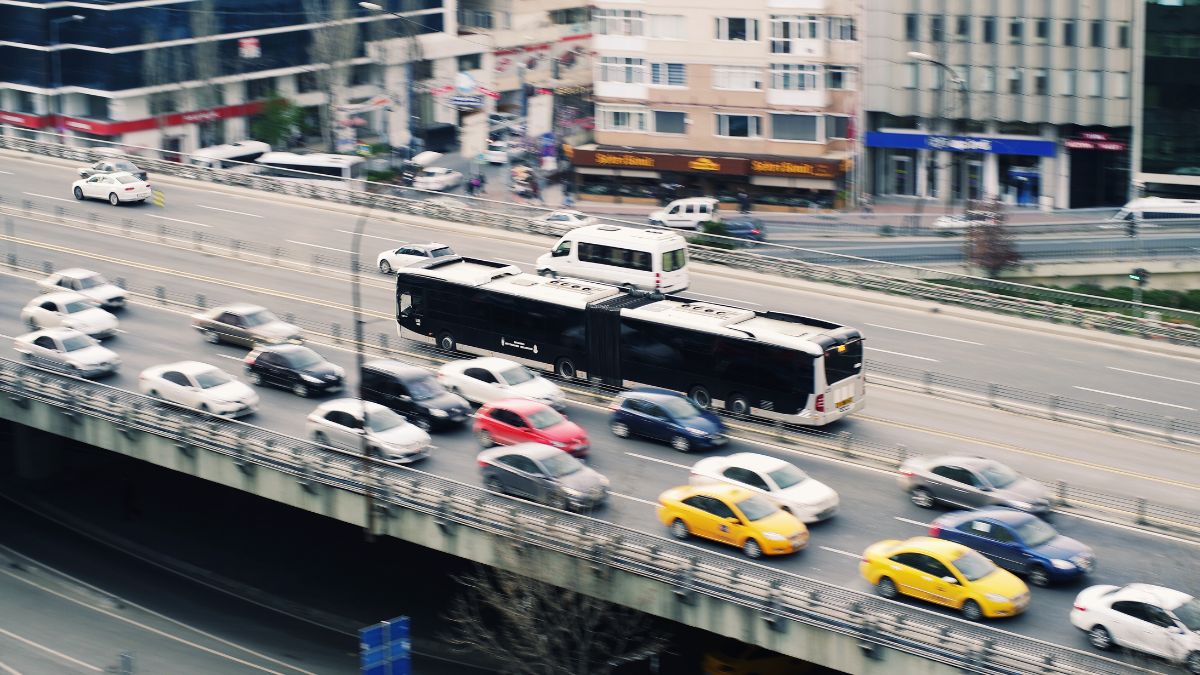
[1112, 197, 1200, 223]
[648, 197, 720, 230]
[536, 225, 689, 292]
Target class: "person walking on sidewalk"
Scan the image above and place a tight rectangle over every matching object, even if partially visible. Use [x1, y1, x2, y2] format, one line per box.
[529, 178, 544, 205]
[736, 189, 751, 214]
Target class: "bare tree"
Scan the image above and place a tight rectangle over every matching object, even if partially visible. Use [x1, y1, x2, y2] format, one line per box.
[303, 0, 359, 151]
[963, 198, 1021, 277]
[443, 565, 668, 675]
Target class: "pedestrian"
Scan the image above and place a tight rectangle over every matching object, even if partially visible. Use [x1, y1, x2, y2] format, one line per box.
[477, 172, 487, 195]
[529, 178, 544, 205]
[736, 189, 751, 214]
[468, 175, 482, 197]
[861, 195, 874, 214]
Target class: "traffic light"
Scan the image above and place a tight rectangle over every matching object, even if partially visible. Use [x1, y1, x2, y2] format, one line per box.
[1126, 219, 1138, 237]
[1129, 268, 1149, 287]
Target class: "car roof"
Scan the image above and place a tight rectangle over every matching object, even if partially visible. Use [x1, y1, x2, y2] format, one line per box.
[484, 397, 551, 414]
[919, 455, 996, 470]
[687, 483, 755, 501]
[486, 442, 560, 460]
[363, 359, 427, 378]
[939, 506, 1036, 528]
[159, 360, 222, 375]
[28, 326, 88, 340]
[258, 344, 312, 356]
[105, 171, 140, 180]
[1115, 584, 1193, 608]
[56, 268, 101, 279]
[622, 387, 686, 402]
[721, 452, 789, 472]
[407, 242, 448, 252]
[900, 536, 971, 557]
[457, 356, 519, 371]
[213, 303, 267, 315]
[36, 291, 90, 304]
[315, 398, 389, 415]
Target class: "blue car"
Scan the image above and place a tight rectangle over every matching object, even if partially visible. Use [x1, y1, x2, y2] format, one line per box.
[929, 507, 1095, 586]
[608, 388, 727, 453]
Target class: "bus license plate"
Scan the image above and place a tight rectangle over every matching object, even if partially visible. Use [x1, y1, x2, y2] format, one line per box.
[836, 397, 853, 410]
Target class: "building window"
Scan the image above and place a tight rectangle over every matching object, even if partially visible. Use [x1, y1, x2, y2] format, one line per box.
[1009, 18, 1023, 44]
[1035, 19, 1049, 42]
[1086, 71, 1102, 97]
[715, 17, 759, 41]
[825, 65, 857, 90]
[247, 77, 275, 100]
[1034, 69, 1048, 95]
[769, 113, 818, 141]
[597, 105, 647, 132]
[955, 64, 970, 92]
[827, 16, 856, 41]
[351, 65, 372, 86]
[411, 60, 434, 80]
[593, 9, 644, 37]
[650, 62, 687, 87]
[83, 95, 109, 119]
[905, 14, 919, 41]
[769, 63, 819, 90]
[978, 66, 996, 92]
[1008, 68, 1022, 94]
[654, 110, 687, 134]
[770, 15, 818, 54]
[982, 17, 995, 43]
[458, 54, 482, 71]
[712, 65, 763, 90]
[1090, 20, 1104, 47]
[1113, 72, 1130, 98]
[903, 62, 918, 88]
[458, 9, 497, 29]
[1062, 20, 1076, 46]
[549, 7, 588, 25]
[148, 92, 176, 116]
[1058, 70, 1076, 96]
[930, 15, 944, 42]
[297, 71, 320, 93]
[955, 16, 970, 41]
[1117, 23, 1130, 48]
[826, 114, 851, 139]
[715, 113, 762, 138]
[598, 57, 646, 83]
[647, 14, 686, 39]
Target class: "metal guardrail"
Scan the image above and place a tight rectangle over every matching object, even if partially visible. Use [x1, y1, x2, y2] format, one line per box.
[2, 132, 1198, 344]
[0, 356, 1158, 675]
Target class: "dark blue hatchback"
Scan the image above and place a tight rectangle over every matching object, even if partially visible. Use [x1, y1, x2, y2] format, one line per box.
[929, 506, 1095, 586]
[608, 388, 727, 453]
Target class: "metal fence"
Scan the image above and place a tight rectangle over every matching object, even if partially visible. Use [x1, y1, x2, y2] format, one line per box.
[0, 356, 1161, 675]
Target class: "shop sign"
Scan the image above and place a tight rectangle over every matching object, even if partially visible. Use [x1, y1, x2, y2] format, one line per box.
[687, 157, 721, 171]
[0, 102, 265, 137]
[750, 159, 840, 179]
[865, 131, 1057, 157]
[0, 111, 46, 128]
[238, 37, 261, 59]
[595, 152, 656, 168]
[1064, 132, 1126, 151]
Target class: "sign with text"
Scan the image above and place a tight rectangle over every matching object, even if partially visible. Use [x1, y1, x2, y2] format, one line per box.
[572, 149, 843, 178]
[866, 131, 1056, 157]
[361, 616, 410, 675]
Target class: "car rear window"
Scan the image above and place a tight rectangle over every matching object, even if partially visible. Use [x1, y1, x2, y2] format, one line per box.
[661, 248, 687, 272]
[430, 247, 454, 258]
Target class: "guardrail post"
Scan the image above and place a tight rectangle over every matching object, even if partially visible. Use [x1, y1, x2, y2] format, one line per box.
[1055, 480, 1069, 507]
[1047, 395, 1059, 421]
[155, 286, 166, 306]
[1135, 497, 1148, 525]
[310, 254, 319, 272]
[285, 313, 295, 325]
[196, 294, 206, 309]
[231, 239, 242, 259]
[590, 536, 614, 579]
[922, 371, 933, 394]
[193, 231, 203, 251]
[376, 333, 388, 354]
[8, 372, 28, 408]
[115, 276, 126, 290]
[60, 391, 80, 423]
[1106, 404, 1117, 432]
[295, 449, 318, 494]
[1040, 654, 1056, 673]
[22, 199, 31, 214]
[87, 211, 98, 230]
[840, 430, 853, 458]
[762, 580, 785, 632]
[157, 222, 166, 242]
[775, 419, 787, 443]
[175, 423, 195, 457]
[896, 444, 907, 466]
[123, 218, 134, 236]
[6, 253, 15, 271]
[117, 397, 136, 437]
[673, 557, 697, 605]
[55, 205, 64, 222]
[435, 488, 455, 535]
[508, 506, 526, 552]
[234, 431, 254, 475]
[1165, 417, 1178, 443]
[986, 382, 998, 407]
[330, 323, 342, 344]
[42, 260, 54, 274]
[272, 246, 283, 265]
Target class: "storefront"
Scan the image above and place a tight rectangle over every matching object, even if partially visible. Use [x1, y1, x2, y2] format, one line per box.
[569, 147, 846, 210]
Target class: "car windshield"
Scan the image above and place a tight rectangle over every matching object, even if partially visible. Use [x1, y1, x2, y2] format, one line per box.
[241, 310, 276, 328]
[658, 396, 702, 419]
[951, 550, 997, 582]
[540, 452, 582, 477]
[284, 348, 324, 369]
[195, 368, 234, 389]
[430, 246, 454, 258]
[499, 366, 534, 386]
[527, 408, 565, 429]
[366, 407, 408, 433]
[63, 300, 93, 314]
[61, 335, 95, 351]
[75, 274, 102, 290]
[114, 161, 138, 172]
[405, 376, 443, 401]
[115, 174, 140, 184]
[1014, 517, 1057, 547]
[1174, 598, 1200, 631]
[768, 464, 808, 490]
[735, 495, 778, 522]
[979, 462, 1019, 489]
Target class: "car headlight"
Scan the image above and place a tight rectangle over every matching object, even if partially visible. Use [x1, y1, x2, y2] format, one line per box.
[685, 426, 707, 436]
[561, 486, 583, 497]
[1007, 500, 1033, 511]
[551, 441, 567, 448]
[1051, 559, 1076, 570]
[985, 593, 1009, 603]
[762, 532, 787, 542]
[430, 409, 449, 417]
[300, 374, 322, 384]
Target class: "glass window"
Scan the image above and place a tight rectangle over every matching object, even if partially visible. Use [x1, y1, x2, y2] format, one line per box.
[826, 115, 851, 139]
[63, 299, 93, 314]
[930, 15, 944, 42]
[905, 14, 919, 41]
[656, 395, 699, 418]
[650, 62, 686, 86]
[1062, 21, 1076, 46]
[598, 57, 645, 84]
[712, 65, 762, 90]
[499, 366, 535, 385]
[593, 8, 644, 36]
[767, 464, 807, 489]
[977, 66, 996, 93]
[282, 347, 323, 369]
[770, 113, 819, 141]
[715, 113, 762, 138]
[1086, 71, 1103, 97]
[955, 16, 970, 40]
[1090, 20, 1104, 47]
[61, 334, 95, 352]
[1035, 19, 1049, 42]
[654, 111, 687, 134]
[734, 495, 777, 521]
[1014, 517, 1057, 547]
[1010, 18, 1023, 44]
[549, 7, 589, 25]
[978, 462, 1019, 489]
[540, 452, 583, 477]
[715, 17, 758, 41]
[1175, 599, 1200, 631]
[1112, 72, 1130, 98]
[366, 407, 408, 433]
[526, 408, 565, 429]
[770, 63, 819, 90]
[646, 14, 686, 39]
[951, 550, 997, 581]
[458, 53, 481, 71]
[597, 105, 648, 132]
[661, 248, 687, 272]
[1008, 67, 1023, 94]
[903, 62, 918, 89]
[195, 368, 234, 389]
[1058, 69, 1076, 96]
[827, 16, 856, 41]
[1117, 23, 1130, 49]
[825, 65, 857, 90]
[982, 17, 996, 44]
[1034, 69, 1049, 95]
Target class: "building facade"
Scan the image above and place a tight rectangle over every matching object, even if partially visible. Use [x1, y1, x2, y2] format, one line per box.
[578, 0, 861, 209]
[863, 1, 1134, 209]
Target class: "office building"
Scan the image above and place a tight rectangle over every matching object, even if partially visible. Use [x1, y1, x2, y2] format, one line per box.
[1134, 0, 1200, 198]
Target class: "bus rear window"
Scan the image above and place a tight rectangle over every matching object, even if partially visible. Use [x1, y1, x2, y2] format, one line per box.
[661, 248, 687, 272]
[824, 339, 862, 384]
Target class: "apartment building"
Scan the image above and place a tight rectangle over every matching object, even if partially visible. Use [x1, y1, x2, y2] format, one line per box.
[1134, 0, 1200, 199]
[863, 1, 1134, 209]
[578, 0, 862, 208]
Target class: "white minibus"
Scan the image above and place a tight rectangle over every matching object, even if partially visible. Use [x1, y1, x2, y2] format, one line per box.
[188, 141, 271, 170]
[1113, 197, 1200, 223]
[536, 225, 689, 292]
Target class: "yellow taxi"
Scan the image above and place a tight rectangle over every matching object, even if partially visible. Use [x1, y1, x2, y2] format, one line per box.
[860, 536, 1030, 620]
[657, 484, 808, 558]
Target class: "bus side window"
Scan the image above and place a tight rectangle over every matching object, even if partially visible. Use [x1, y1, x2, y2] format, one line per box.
[400, 292, 413, 317]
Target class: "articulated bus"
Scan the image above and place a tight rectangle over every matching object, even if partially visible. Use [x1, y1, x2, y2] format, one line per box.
[394, 257, 864, 426]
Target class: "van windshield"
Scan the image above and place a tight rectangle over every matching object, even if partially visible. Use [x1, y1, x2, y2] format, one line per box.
[662, 248, 687, 272]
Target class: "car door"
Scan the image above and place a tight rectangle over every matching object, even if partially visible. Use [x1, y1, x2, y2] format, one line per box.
[1108, 601, 1158, 654]
[32, 299, 61, 327]
[30, 335, 61, 366]
[661, 204, 684, 228]
[216, 311, 251, 346]
[496, 455, 539, 497]
[326, 410, 361, 450]
[159, 370, 193, 406]
[705, 496, 743, 545]
[635, 401, 672, 440]
[678, 495, 723, 542]
[923, 557, 969, 609]
[721, 467, 770, 497]
[488, 408, 527, 445]
[619, 399, 654, 437]
[959, 519, 1022, 571]
[83, 175, 105, 198]
[389, 378, 419, 418]
[928, 465, 977, 507]
[258, 352, 290, 387]
[885, 552, 932, 601]
[1139, 605, 1182, 658]
[461, 366, 500, 402]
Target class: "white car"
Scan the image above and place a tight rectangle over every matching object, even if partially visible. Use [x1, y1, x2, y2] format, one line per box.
[376, 242, 455, 274]
[437, 357, 565, 411]
[138, 361, 260, 418]
[488, 112, 521, 133]
[306, 399, 433, 464]
[689, 452, 840, 523]
[484, 140, 525, 165]
[72, 171, 152, 205]
[13, 327, 120, 378]
[21, 292, 119, 339]
[37, 268, 127, 309]
[538, 210, 599, 230]
[1071, 583, 1200, 671]
[413, 167, 464, 192]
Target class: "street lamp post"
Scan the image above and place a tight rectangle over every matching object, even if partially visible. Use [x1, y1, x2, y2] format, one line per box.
[907, 51, 970, 212]
[348, 206, 375, 542]
[49, 14, 85, 137]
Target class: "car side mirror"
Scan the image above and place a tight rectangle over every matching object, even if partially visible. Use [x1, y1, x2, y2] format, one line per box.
[941, 576, 958, 585]
[1169, 625, 1185, 634]
[398, 395, 412, 402]
[725, 516, 739, 524]
[977, 485, 992, 492]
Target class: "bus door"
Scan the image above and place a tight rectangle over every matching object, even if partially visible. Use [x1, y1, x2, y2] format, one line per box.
[585, 303, 623, 386]
[397, 285, 426, 334]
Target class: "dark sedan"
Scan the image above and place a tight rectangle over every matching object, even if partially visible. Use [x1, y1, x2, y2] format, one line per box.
[478, 443, 609, 511]
[721, 217, 767, 243]
[78, 158, 148, 182]
[608, 387, 726, 453]
[929, 507, 1095, 586]
[361, 359, 471, 431]
[244, 345, 344, 397]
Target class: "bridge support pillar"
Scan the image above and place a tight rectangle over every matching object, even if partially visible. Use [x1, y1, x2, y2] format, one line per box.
[4, 422, 67, 480]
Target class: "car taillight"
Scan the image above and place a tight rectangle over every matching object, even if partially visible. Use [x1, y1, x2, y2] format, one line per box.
[1073, 604, 1087, 612]
[125, 187, 136, 191]
[928, 524, 941, 537]
[654, 272, 661, 289]
[815, 394, 825, 412]
[750, 228, 760, 235]
[478, 459, 489, 467]
[244, 356, 256, 366]
[900, 469, 914, 477]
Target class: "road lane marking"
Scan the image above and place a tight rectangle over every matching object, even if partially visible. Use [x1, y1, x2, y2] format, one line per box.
[0, 658, 21, 675]
[819, 546, 860, 559]
[492, 257, 529, 266]
[1108, 367, 1200, 387]
[866, 347, 938, 362]
[684, 292, 761, 306]
[334, 229, 406, 243]
[196, 204, 262, 218]
[626, 452, 690, 470]
[0, 627, 101, 672]
[0, 169, 13, 175]
[865, 323, 984, 345]
[216, 354, 243, 362]
[610, 491, 657, 506]
[1073, 386, 1195, 411]
[894, 517, 929, 528]
[147, 214, 210, 228]
[286, 240, 353, 254]
[21, 192, 72, 203]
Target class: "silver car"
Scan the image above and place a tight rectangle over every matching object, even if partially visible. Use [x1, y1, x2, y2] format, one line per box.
[898, 455, 1052, 515]
[478, 443, 608, 511]
[13, 327, 120, 378]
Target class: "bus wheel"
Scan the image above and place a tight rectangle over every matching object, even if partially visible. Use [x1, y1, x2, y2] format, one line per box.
[726, 393, 751, 415]
[555, 358, 577, 379]
[688, 385, 712, 409]
[437, 332, 457, 352]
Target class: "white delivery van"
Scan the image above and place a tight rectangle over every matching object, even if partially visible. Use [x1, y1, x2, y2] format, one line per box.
[1112, 197, 1200, 223]
[648, 197, 720, 230]
[536, 225, 690, 292]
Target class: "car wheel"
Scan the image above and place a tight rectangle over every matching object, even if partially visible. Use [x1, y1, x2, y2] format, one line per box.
[147, 389, 159, 399]
[670, 435, 691, 453]
[203, 329, 221, 344]
[379, 260, 393, 274]
[1027, 566, 1051, 587]
[484, 475, 504, 494]
[108, 192, 119, 206]
[725, 393, 751, 415]
[413, 416, 432, 431]
[292, 382, 309, 398]
[547, 491, 570, 511]
[537, 268, 556, 278]
[688, 385, 712, 409]
[247, 371, 262, 386]
[197, 403, 209, 414]
[1087, 625, 1112, 651]
[876, 577, 899, 599]
[611, 421, 630, 438]
[1185, 651, 1200, 675]
[555, 357, 576, 379]
[477, 429, 494, 447]
[437, 332, 456, 352]
[960, 599, 983, 622]
[73, 186, 84, 200]
[742, 538, 763, 559]
[910, 487, 935, 509]
[670, 519, 689, 540]
[313, 431, 329, 446]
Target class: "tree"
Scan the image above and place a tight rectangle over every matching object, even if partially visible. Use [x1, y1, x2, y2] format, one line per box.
[963, 198, 1021, 277]
[251, 95, 301, 148]
[443, 566, 668, 675]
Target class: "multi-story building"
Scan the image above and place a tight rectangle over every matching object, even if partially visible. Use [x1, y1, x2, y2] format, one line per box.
[863, 2, 1134, 209]
[1133, 0, 1200, 199]
[576, 0, 862, 209]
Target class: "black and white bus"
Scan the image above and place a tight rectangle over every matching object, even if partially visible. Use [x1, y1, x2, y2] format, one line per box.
[395, 257, 864, 426]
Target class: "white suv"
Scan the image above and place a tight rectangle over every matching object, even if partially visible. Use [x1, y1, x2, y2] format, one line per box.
[649, 197, 720, 230]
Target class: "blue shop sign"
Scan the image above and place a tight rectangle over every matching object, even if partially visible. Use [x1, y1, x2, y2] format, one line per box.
[866, 131, 1056, 157]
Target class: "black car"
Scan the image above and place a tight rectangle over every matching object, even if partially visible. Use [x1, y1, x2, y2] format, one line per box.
[361, 359, 471, 431]
[243, 344, 344, 397]
[721, 217, 767, 243]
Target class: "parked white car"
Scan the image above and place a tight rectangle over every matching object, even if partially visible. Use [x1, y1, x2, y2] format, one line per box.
[413, 167, 464, 191]
[37, 268, 128, 309]
[1071, 583, 1200, 671]
[648, 197, 720, 230]
[13, 327, 120, 378]
[306, 399, 433, 464]
[538, 210, 599, 230]
[376, 242, 455, 274]
[437, 357, 565, 411]
[484, 139, 525, 164]
[138, 361, 259, 418]
[689, 452, 840, 523]
[21, 292, 119, 339]
[72, 171, 151, 205]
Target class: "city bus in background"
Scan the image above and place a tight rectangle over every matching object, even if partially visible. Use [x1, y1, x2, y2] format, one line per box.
[1112, 197, 1200, 225]
[394, 257, 864, 426]
[254, 152, 366, 189]
[188, 141, 272, 170]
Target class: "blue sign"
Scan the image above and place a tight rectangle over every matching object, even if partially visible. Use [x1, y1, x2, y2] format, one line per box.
[865, 131, 1056, 157]
[361, 616, 410, 675]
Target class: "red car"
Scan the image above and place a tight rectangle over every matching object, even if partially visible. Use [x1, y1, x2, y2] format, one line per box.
[474, 398, 590, 458]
